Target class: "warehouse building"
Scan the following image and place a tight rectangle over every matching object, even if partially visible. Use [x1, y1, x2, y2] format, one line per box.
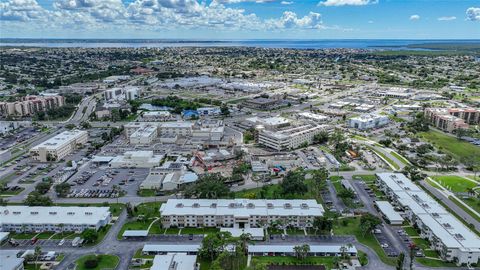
[0, 250, 24, 270]
[29, 130, 88, 162]
[0, 206, 111, 233]
[376, 173, 480, 266]
[160, 199, 324, 229]
[110, 151, 163, 168]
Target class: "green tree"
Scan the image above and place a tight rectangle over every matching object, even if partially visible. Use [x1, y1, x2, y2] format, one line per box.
[24, 192, 53, 206]
[313, 130, 329, 144]
[35, 182, 52, 194]
[293, 244, 310, 260]
[55, 183, 71, 197]
[396, 252, 405, 270]
[359, 213, 382, 237]
[34, 246, 42, 270]
[198, 231, 232, 262]
[81, 229, 98, 244]
[280, 170, 308, 197]
[184, 173, 229, 199]
[313, 216, 333, 234]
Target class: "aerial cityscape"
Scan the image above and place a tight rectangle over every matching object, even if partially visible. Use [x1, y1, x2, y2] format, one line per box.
[1, 0, 480, 270]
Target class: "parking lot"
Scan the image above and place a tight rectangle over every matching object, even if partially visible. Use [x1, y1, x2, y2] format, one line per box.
[67, 165, 149, 197]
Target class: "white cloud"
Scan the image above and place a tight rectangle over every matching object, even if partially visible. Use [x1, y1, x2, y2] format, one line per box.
[281, 1, 293, 5]
[0, 0, 333, 33]
[466, 7, 480, 21]
[0, 0, 47, 21]
[267, 11, 323, 29]
[318, 0, 377, 7]
[437, 16, 456, 21]
[409, 14, 420, 21]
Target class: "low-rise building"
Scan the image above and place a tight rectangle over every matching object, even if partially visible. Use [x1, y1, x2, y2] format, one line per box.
[110, 151, 163, 168]
[30, 130, 88, 162]
[242, 97, 284, 110]
[0, 250, 24, 270]
[375, 201, 404, 225]
[349, 114, 389, 130]
[160, 199, 324, 229]
[0, 206, 111, 233]
[151, 253, 199, 270]
[129, 125, 158, 145]
[248, 244, 357, 257]
[376, 173, 480, 265]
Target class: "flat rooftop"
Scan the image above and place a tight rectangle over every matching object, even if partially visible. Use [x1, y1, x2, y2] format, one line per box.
[160, 199, 324, 217]
[0, 206, 110, 225]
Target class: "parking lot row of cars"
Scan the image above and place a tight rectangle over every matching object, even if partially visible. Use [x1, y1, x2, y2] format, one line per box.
[67, 188, 120, 198]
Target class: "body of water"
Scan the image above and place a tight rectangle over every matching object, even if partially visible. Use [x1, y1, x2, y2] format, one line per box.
[1, 39, 479, 49]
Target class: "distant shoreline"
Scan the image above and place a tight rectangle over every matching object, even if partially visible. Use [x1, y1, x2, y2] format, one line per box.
[1, 39, 479, 50]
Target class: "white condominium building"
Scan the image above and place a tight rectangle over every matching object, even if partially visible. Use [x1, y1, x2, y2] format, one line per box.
[0, 206, 111, 233]
[349, 114, 389, 130]
[376, 173, 480, 266]
[160, 199, 324, 229]
[29, 130, 88, 162]
[258, 124, 327, 151]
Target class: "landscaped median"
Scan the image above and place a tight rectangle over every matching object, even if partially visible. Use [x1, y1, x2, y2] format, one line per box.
[365, 146, 400, 170]
[75, 254, 119, 270]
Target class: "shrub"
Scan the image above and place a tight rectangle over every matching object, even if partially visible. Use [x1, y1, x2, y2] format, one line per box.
[84, 258, 99, 269]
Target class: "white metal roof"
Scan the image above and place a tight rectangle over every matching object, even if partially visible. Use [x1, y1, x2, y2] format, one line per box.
[375, 201, 404, 223]
[248, 245, 357, 254]
[377, 173, 480, 251]
[122, 230, 148, 237]
[142, 244, 200, 253]
[160, 199, 324, 218]
[220, 227, 264, 238]
[151, 253, 197, 270]
[0, 206, 110, 225]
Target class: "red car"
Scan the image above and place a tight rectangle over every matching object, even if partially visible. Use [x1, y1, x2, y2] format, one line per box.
[31, 237, 38, 244]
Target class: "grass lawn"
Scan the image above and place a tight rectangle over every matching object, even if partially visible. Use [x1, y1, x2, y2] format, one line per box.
[36, 231, 55, 239]
[253, 256, 336, 269]
[149, 220, 163, 235]
[0, 187, 25, 196]
[367, 146, 400, 170]
[180, 227, 219, 235]
[51, 232, 76, 240]
[164, 228, 181, 235]
[11, 232, 39, 240]
[416, 258, 457, 268]
[117, 220, 151, 239]
[333, 217, 395, 266]
[432, 176, 478, 193]
[403, 226, 420, 237]
[133, 249, 155, 259]
[449, 196, 480, 223]
[199, 259, 212, 270]
[419, 130, 480, 163]
[390, 151, 410, 166]
[268, 228, 284, 235]
[75, 254, 119, 270]
[424, 250, 440, 258]
[286, 228, 305, 235]
[412, 237, 431, 250]
[137, 189, 156, 197]
[132, 201, 162, 218]
[352, 175, 377, 182]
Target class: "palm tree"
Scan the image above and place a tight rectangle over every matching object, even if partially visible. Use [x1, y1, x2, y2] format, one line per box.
[293, 244, 310, 260]
[239, 233, 252, 255]
[34, 246, 42, 270]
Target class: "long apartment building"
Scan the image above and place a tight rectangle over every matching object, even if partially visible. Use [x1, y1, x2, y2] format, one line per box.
[376, 173, 480, 266]
[258, 124, 327, 151]
[424, 108, 480, 132]
[160, 199, 324, 229]
[0, 95, 65, 117]
[29, 130, 88, 162]
[0, 206, 111, 233]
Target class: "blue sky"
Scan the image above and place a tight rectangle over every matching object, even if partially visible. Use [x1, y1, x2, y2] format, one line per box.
[0, 0, 479, 39]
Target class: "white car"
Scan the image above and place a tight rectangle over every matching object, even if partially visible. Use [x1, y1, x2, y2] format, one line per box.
[58, 239, 65, 246]
[381, 243, 389, 248]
